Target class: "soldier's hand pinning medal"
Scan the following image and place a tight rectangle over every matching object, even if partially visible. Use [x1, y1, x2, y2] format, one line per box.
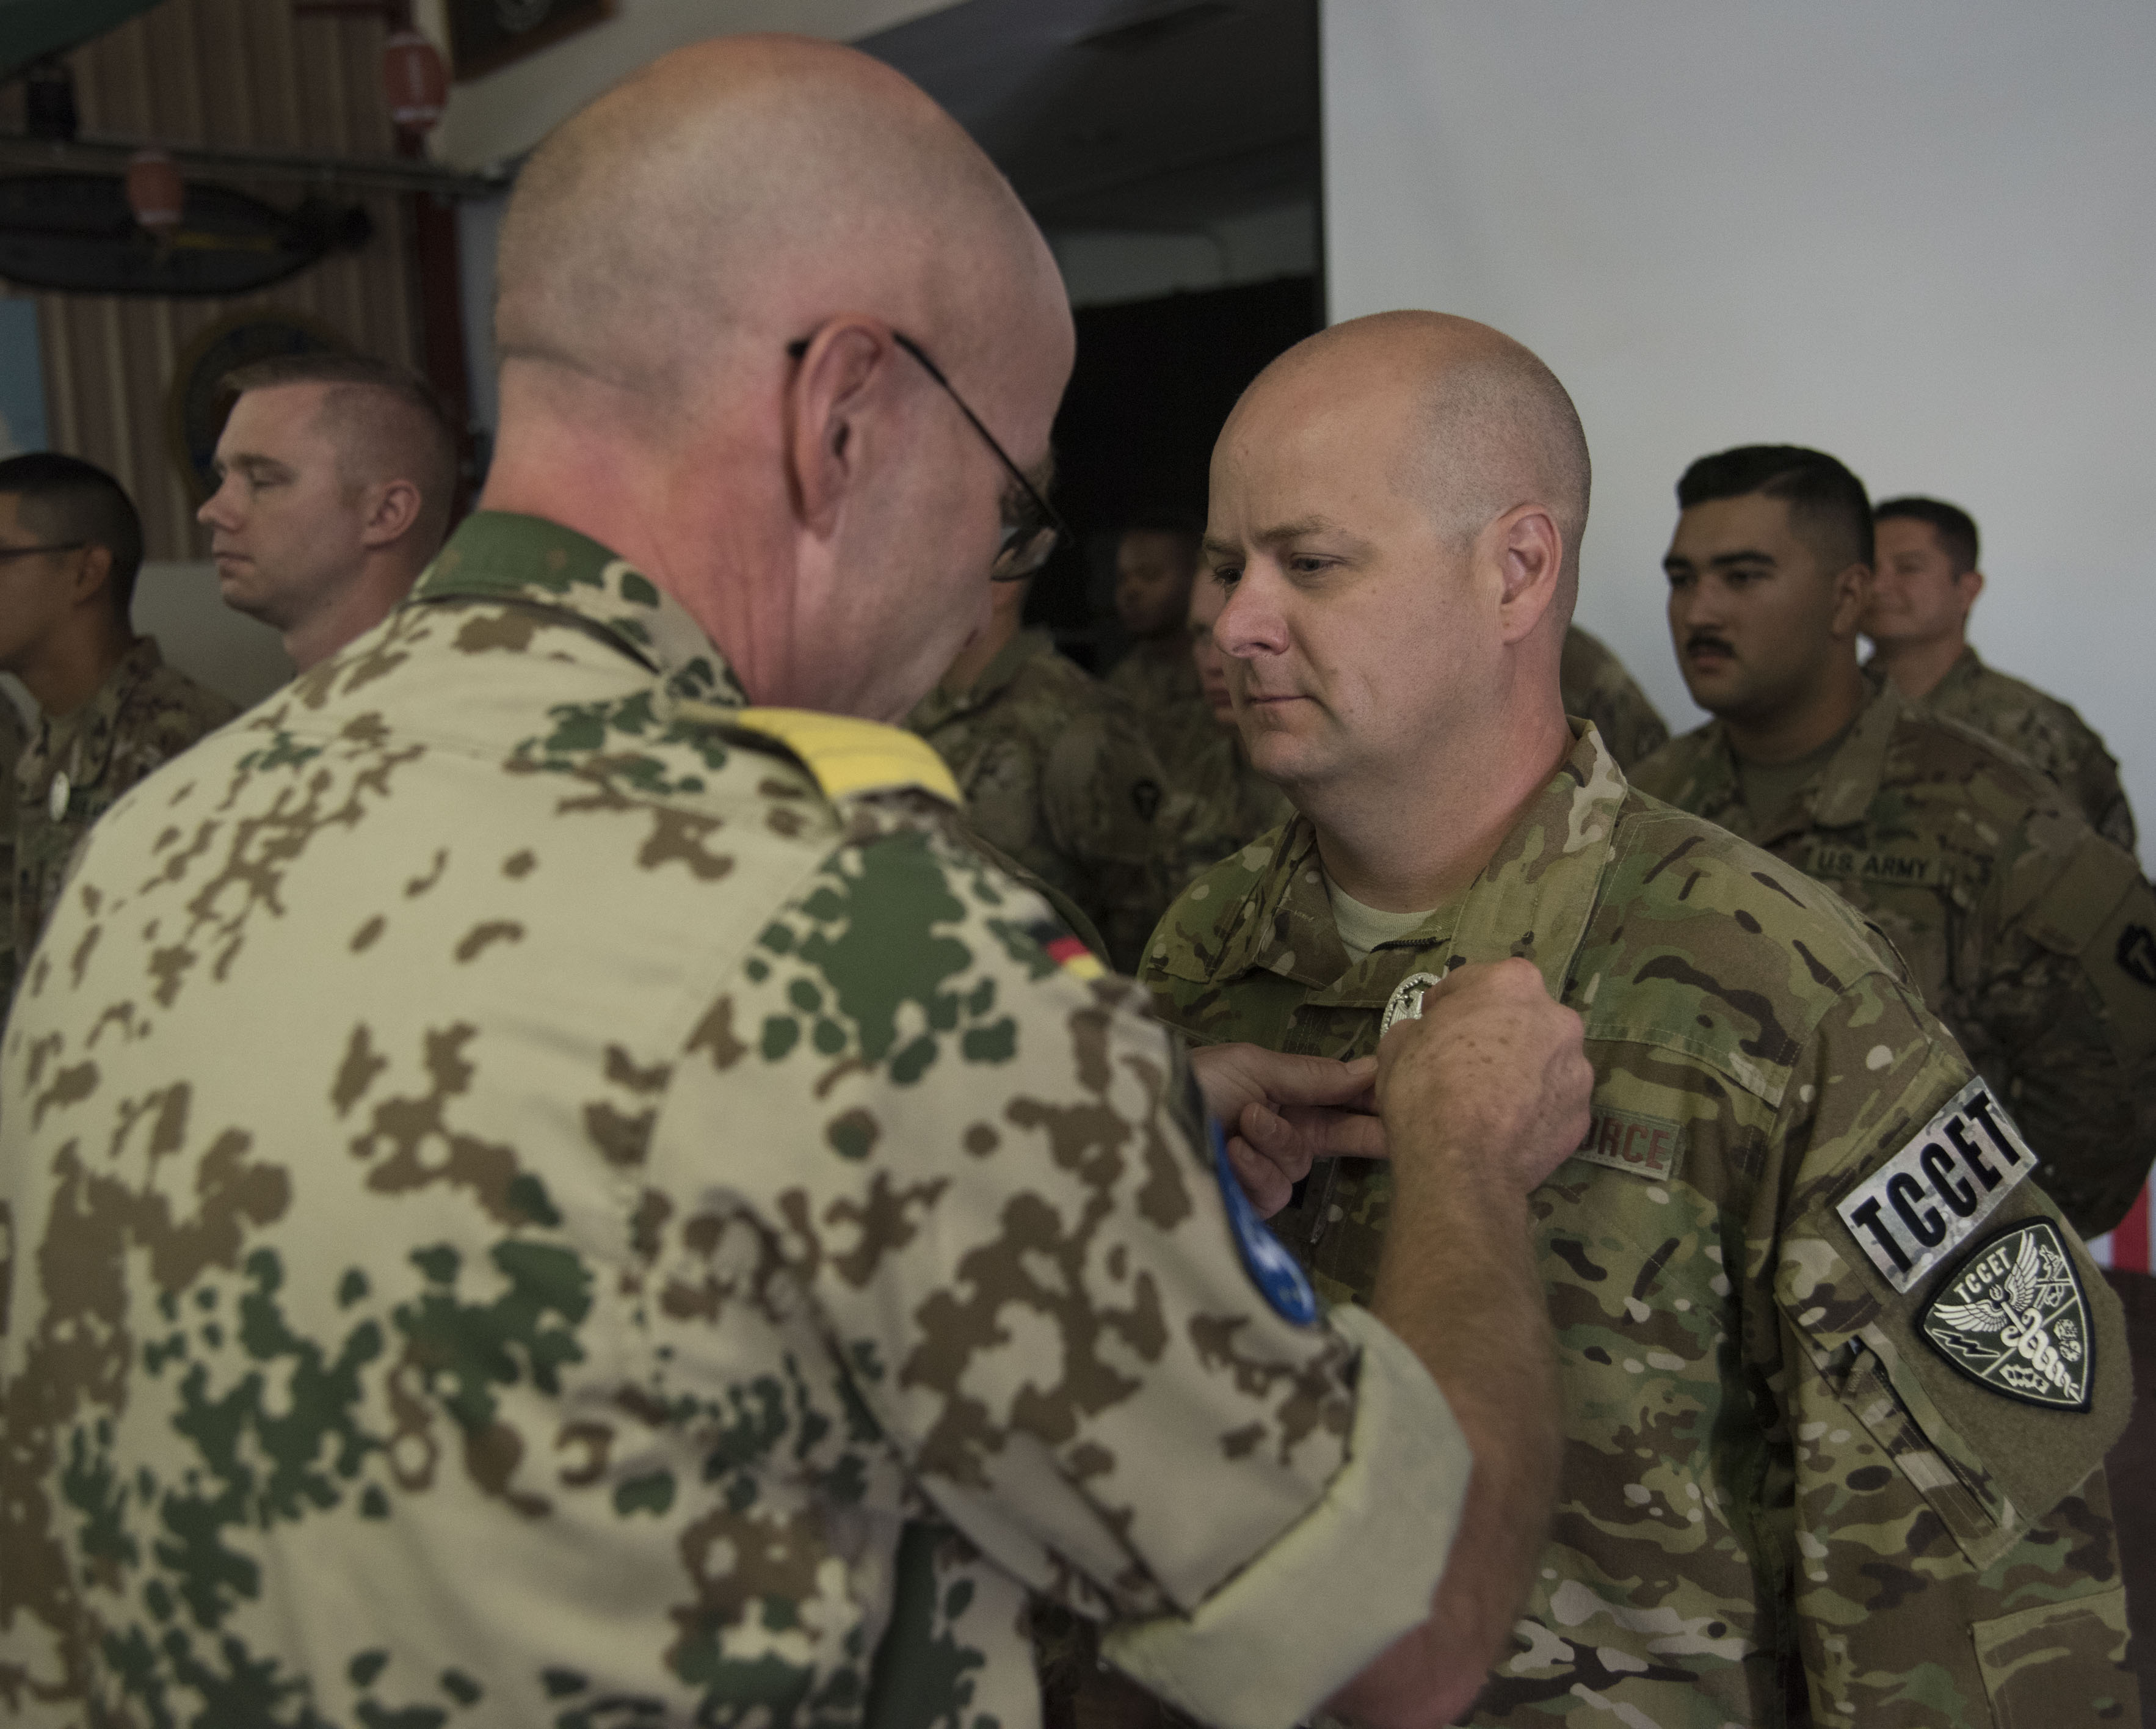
[1187, 1043, 1381, 1217]
[1376, 958, 1593, 1196]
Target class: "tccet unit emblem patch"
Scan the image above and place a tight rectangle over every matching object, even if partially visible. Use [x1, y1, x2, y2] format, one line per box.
[1920, 1219, 2093, 1411]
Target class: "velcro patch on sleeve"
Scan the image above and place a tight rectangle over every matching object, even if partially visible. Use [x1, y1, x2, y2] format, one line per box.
[1572, 1108, 1685, 1183]
[1920, 1219, 2093, 1410]
[1837, 1079, 2036, 1293]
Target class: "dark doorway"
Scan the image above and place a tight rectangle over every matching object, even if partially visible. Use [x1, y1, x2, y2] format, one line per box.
[1030, 272, 1321, 665]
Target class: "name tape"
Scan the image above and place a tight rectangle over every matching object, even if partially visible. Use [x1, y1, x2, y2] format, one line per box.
[1836, 1078, 2034, 1293]
[1573, 1108, 1684, 1182]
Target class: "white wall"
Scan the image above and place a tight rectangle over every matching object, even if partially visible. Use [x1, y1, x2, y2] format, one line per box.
[1321, 2, 2155, 870]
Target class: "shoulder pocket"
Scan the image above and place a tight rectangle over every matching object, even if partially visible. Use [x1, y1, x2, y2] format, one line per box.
[1780, 1206, 2129, 1571]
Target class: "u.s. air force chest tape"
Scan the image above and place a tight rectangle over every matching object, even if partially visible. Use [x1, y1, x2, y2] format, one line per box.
[1837, 1077, 2037, 1293]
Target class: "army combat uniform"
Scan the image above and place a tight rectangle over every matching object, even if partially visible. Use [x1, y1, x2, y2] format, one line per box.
[1160, 717, 1292, 895]
[1890, 645, 2138, 853]
[4, 635, 236, 1003]
[1633, 679, 2156, 1239]
[1559, 625, 1669, 771]
[1106, 633, 1207, 733]
[1142, 724, 2135, 1728]
[0, 512, 1478, 1729]
[910, 628, 1172, 971]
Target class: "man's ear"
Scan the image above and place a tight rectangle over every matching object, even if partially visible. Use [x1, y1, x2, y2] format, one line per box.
[1828, 561, 1871, 638]
[1492, 503, 1564, 644]
[1958, 567, 1986, 619]
[69, 542, 114, 610]
[359, 478, 424, 549]
[785, 321, 898, 539]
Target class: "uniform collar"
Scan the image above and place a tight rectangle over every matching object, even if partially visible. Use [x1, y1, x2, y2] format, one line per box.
[1680, 674, 1901, 843]
[1807, 674, 1902, 828]
[1186, 721, 1627, 1004]
[31, 635, 166, 790]
[410, 512, 747, 707]
[909, 627, 1054, 730]
[1928, 642, 1984, 699]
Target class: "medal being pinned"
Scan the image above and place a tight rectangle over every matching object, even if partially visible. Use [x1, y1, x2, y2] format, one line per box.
[1379, 970, 1443, 1038]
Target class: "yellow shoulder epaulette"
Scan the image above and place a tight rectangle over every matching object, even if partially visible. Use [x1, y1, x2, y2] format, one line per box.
[677, 702, 960, 806]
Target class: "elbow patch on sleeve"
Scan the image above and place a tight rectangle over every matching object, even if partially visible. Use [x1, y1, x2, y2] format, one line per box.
[1099, 1306, 1470, 1729]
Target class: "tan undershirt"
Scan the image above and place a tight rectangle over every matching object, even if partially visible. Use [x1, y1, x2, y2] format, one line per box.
[1326, 876, 1447, 964]
[1735, 718, 1857, 828]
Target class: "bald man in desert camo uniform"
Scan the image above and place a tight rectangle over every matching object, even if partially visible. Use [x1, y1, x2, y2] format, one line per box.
[0, 37, 1599, 1729]
[1141, 311, 2136, 1727]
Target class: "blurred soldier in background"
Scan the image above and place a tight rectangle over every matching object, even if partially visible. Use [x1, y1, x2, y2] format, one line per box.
[911, 560, 1174, 969]
[1636, 446, 2156, 1239]
[1865, 493, 2136, 850]
[1105, 511, 1207, 731]
[1161, 555, 1290, 892]
[1558, 623, 1667, 769]
[0, 452, 234, 1003]
[202, 352, 459, 673]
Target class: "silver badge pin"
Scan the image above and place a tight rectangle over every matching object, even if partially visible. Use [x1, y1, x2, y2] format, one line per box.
[47, 771, 69, 822]
[1380, 970, 1443, 1037]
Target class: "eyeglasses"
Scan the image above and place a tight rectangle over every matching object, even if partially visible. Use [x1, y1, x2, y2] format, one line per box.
[786, 329, 1067, 581]
[0, 540, 82, 562]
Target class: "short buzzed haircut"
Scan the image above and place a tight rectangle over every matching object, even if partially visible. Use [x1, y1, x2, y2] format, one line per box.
[221, 352, 460, 551]
[1420, 347, 1592, 577]
[0, 451, 144, 616]
[1678, 445, 1873, 574]
[1875, 495, 1978, 575]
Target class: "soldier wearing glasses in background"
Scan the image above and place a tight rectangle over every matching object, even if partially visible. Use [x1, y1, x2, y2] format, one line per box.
[907, 444, 1177, 970]
[0, 453, 234, 1003]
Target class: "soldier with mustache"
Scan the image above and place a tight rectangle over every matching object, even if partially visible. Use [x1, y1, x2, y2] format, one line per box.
[1633, 445, 2156, 1242]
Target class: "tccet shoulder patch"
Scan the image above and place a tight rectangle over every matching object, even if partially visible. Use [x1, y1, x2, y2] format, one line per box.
[1837, 1079, 2037, 1292]
[1920, 1219, 2094, 1411]
[1208, 1117, 1318, 1326]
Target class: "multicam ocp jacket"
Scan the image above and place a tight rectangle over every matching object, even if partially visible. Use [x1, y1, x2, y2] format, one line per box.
[1633, 679, 2156, 1239]
[4, 635, 236, 1003]
[0, 512, 1474, 1729]
[1142, 725, 2135, 1729]
[909, 629, 1173, 974]
[1559, 625, 1669, 772]
[1160, 719, 1293, 897]
[1896, 644, 2138, 853]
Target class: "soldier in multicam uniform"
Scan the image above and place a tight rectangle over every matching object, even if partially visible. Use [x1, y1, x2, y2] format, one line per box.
[1557, 624, 1668, 770]
[1864, 494, 2136, 851]
[1161, 561, 1291, 893]
[0, 40, 1598, 1729]
[1105, 512, 1209, 736]
[1634, 448, 2156, 1240]
[0, 453, 236, 1003]
[1141, 311, 2137, 1727]
[910, 567, 1174, 971]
